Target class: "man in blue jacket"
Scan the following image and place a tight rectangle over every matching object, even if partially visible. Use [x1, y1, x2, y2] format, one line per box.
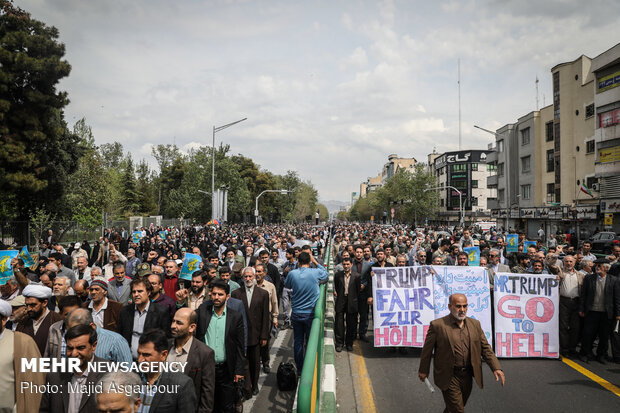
[284, 252, 328, 372]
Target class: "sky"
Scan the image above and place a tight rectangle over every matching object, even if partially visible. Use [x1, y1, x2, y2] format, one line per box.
[16, 0, 620, 203]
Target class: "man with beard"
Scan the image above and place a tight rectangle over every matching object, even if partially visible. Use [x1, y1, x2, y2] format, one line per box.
[73, 279, 90, 305]
[195, 279, 245, 412]
[107, 262, 132, 304]
[456, 251, 469, 266]
[85, 278, 122, 331]
[255, 263, 278, 373]
[176, 270, 208, 310]
[50, 275, 72, 312]
[6, 295, 28, 331]
[0, 299, 45, 413]
[419, 294, 505, 413]
[148, 273, 176, 320]
[218, 266, 241, 292]
[74, 256, 92, 282]
[16, 284, 63, 354]
[510, 253, 531, 274]
[125, 248, 142, 278]
[168, 308, 215, 413]
[351, 245, 372, 342]
[232, 267, 270, 397]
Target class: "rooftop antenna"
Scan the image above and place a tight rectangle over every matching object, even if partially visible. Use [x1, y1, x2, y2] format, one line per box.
[458, 58, 462, 150]
[536, 75, 539, 111]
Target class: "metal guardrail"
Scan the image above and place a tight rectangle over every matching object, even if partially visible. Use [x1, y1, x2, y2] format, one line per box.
[297, 237, 331, 413]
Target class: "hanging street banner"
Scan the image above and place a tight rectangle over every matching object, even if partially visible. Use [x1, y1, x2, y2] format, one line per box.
[371, 266, 435, 347]
[493, 272, 559, 358]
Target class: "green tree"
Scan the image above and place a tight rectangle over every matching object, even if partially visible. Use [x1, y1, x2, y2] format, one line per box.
[99, 142, 124, 169]
[121, 156, 140, 215]
[0, 1, 79, 219]
[135, 160, 157, 215]
[294, 181, 318, 222]
[317, 203, 329, 221]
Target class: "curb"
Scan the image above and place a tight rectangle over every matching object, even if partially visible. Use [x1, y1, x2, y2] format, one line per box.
[320, 249, 336, 413]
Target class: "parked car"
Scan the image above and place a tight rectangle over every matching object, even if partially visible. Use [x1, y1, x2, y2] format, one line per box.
[589, 231, 620, 255]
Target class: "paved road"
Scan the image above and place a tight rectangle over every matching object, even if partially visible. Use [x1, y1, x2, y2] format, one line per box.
[336, 327, 620, 413]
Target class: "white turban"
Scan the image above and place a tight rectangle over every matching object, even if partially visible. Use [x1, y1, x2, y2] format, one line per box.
[0, 300, 12, 317]
[22, 284, 53, 299]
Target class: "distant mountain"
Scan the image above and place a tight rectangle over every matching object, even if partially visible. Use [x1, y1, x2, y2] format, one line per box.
[320, 200, 349, 213]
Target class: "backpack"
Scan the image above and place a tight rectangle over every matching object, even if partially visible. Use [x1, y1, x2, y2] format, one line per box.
[277, 362, 298, 391]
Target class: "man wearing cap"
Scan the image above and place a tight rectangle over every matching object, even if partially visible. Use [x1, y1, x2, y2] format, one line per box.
[136, 262, 152, 278]
[16, 284, 63, 355]
[0, 299, 46, 413]
[5, 295, 27, 331]
[86, 277, 123, 332]
[579, 258, 620, 363]
[71, 242, 88, 270]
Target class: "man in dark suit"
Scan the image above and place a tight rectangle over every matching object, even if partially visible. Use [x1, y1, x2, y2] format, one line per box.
[232, 266, 270, 397]
[579, 258, 620, 363]
[195, 279, 246, 413]
[258, 249, 281, 299]
[334, 257, 361, 352]
[40, 324, 108, 413]
[107, 262, 132, 304]
[169, 307, 215, 413]
[351, 245, 372, 341]
[137, 329, 197, 412]
[117, 278, 171, 359]
[419, 294, 505, 412]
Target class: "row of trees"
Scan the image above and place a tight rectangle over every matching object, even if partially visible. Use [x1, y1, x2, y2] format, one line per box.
[337, 164, 440, 225]
[0, 1, 325, 225]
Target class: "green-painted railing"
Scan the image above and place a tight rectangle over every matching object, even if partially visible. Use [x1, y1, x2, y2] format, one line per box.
[297, 237, 332, 413]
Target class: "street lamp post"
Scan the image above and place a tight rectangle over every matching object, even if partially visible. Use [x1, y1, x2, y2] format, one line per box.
[212, 117, 247, 220]
[255, 189, 291, 225]
[425, 185, 464, 227]
[474, 124, 511, 231]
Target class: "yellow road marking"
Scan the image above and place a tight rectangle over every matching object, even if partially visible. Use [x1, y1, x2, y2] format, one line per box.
[561, 356, 620, 398]
[351, 341, 377, 413]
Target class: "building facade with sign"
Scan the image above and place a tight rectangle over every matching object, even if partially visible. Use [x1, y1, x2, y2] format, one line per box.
[431, 149, 495, 224]
[592, 42, 620, 233]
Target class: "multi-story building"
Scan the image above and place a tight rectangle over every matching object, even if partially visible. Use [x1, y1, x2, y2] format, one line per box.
[431, 150, 494, 224]
[359, 154, 416, 197]
[486, 53, 602, 239]
[592, 43, 620, 233]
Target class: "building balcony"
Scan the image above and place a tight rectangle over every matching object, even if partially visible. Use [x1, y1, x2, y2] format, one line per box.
[487, 198, 499, 210]
[485, 151, 497, 164]
[487, 174, 498, 187]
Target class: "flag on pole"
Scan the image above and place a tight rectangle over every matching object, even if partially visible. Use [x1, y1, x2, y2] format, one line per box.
[580, 183, 593, 197]
[18, 246, 36, 268]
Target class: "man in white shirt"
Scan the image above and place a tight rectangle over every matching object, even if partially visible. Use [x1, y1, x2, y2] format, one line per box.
[557, 255, 584, 357]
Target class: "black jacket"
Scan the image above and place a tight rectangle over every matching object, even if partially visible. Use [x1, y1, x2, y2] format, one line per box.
[579, 273, 619, 319]
[116, 301, 171, 345]
[334, 270, 361, 314]
[148, 371, 197, 413]
[195, 302, 246, 380]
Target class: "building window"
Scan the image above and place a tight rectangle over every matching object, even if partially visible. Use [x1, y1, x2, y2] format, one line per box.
[546, 183, 555, 203]
[498, 189, 505, 203]
[546, 150, 554, 172]
[553, 72, 560, 119]
[471, 163, 478, 171]
[546, 121, 554, 141]
[440, 199, 444, 207]
[585, 103, 594, 118]
[471, 180, 478, 188]
[487, 163, 497, 172]
[498, 163, 504, 176]
[471, 197, 478, 207]
[453, 180, 467, 190]
[497, 140, 504, 153]
[451, 164, 466, 172]
[521, 156, 531, 173]
[586, 176, 597, 189]
[521, 128, 530, 146]
[586, 140, 595, 154]
[521, 184, 531, 200]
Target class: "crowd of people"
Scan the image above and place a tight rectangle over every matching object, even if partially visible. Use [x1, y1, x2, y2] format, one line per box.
[0, 221, 619, 412]
[0, 223, 329, 413]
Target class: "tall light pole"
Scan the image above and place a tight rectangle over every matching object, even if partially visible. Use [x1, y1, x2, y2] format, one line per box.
[474, 124, 511, 231]
[255, 189, 291, 225]
[212, 117, 247, 220]
[425, 185, 464, 227]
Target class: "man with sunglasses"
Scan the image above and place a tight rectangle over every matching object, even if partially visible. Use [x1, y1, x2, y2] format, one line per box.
[419, 294, 505, 413]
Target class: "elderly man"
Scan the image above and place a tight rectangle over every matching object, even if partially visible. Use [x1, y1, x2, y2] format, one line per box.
[96, 371, 142, 412]
[0, 300, 46, 413]
[74, 256, 92, 282]
[102, 247, 127, 279]
[255, 262, 278, 373]
[579, 259, 620, 363]
[107, 262, 132, 304]
[86, 277, 123, 331]
[48, 252, 76, 285]
[557, 255, 584, 357]
[16, 284, 63, 354]
[50, 275, 72, 312]
[419, 294, 505, 412]
[125, 248, 142, 278]
[73, 279, 90, 304]
[163, 259, 181, 300]
[148, 273, 176, 320]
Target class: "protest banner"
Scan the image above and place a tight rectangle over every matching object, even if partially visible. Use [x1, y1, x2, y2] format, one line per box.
[463, 247, 480, 266]
[132, 231, 142, 243]
[180, 253, 202, 281]
[432, 265, 492, 345]
[372, 266, 435, 347]
[493, 272, 559, 358]
[523, 240, 537, 251]
[0, 250, 19, 285]
[506, 234, 518, 253]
